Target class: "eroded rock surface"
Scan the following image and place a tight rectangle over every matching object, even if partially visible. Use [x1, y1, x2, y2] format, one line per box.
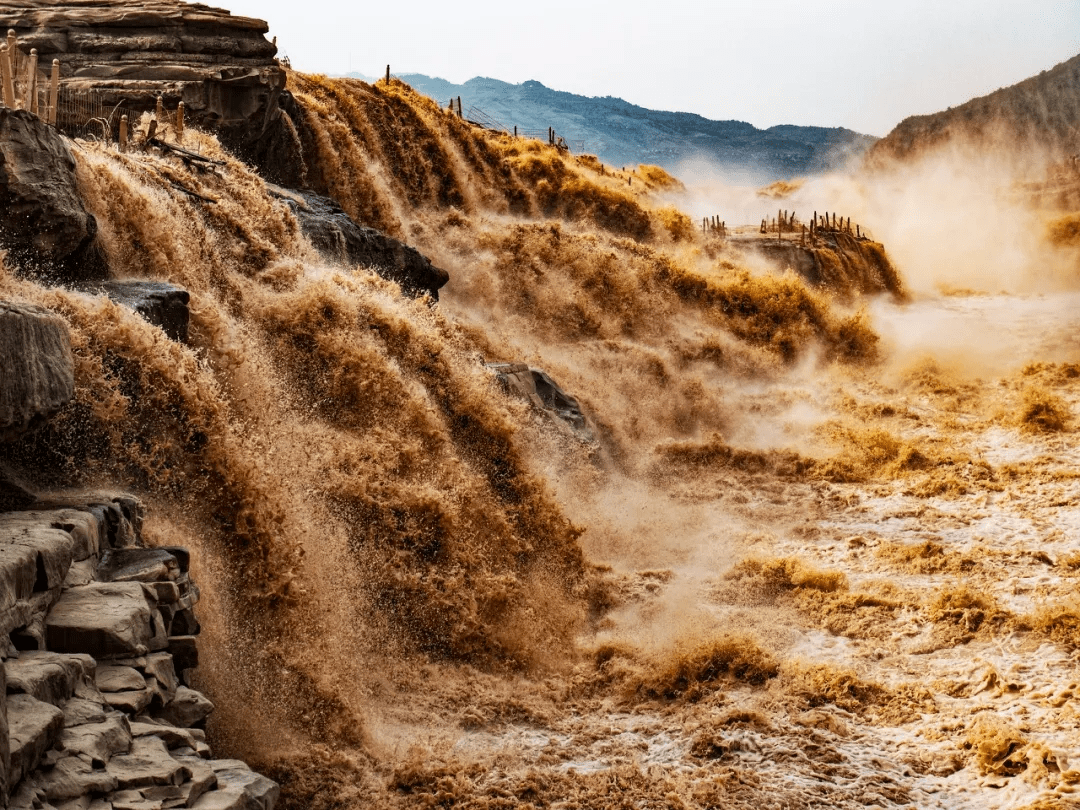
[0, 110, 105, 281]
[0, 302, 75, 442]
[279, 187, 450, 299]
[0, 493, 277, 808]
[0, 1, 286, 162]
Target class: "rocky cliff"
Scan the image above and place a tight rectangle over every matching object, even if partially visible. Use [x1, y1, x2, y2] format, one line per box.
[0, 1, 286, 166]
[0, 302, 278, 809]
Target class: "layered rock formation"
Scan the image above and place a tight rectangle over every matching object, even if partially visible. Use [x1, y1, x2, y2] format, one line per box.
[0, 494, 279, 810]
[0, 301, 279, 808]
[0, 1, 285, 162]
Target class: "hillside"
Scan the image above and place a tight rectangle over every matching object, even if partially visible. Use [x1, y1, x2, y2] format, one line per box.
[347, 73, 877, 183]
[868, 51, 1080, 165]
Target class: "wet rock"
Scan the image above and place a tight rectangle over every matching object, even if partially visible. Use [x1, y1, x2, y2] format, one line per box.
[90, 281, 191, 344]
[58, 715, 132, 768]
[158, 687, 213, 729]
[129, 721, 200, 753]
[280, 188, 450, 299]
[171, 752, 217, 805]
[8, 693, 65, 785]
[0, 466, 35, 511]
[167, 607, 199, 637]
[166, 636, 198, 673]
[486, 363, 594, 441]
[158, 547, 190, 574]
[106, 736, 190, 790]
[142, 654, 178, 705]
[0, 302, 76, 441]
[95, 549, 180, 585]
[0, 111, 106, 281]
[46, 583, 155, 658]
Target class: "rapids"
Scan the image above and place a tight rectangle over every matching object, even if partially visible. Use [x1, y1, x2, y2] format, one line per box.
[2, 74, 1079, 808]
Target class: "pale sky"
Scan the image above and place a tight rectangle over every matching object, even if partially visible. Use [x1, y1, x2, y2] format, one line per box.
[223, 0, 1079, 136]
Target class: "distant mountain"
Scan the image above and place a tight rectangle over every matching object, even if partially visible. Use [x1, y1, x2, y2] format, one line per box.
[346, 73, 876, 184]
[869, 52, 1080, 166]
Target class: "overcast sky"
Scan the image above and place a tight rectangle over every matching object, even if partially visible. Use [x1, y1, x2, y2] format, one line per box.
[223, 0, 1079, 136]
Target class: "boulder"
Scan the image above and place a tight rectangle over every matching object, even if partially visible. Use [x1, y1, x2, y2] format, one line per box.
[95, 665, 146, 693]
[6, 651, 95, 706]
[195, 761, 279, 810]
[158, 686, 213, 729]
[33, 754, 119, 802]
[62, 697, 108, 728]
[171, 752, 217, 805]
[0, 110, 105, 281]
[0, 302, 75, 441]
[486, 363, 594, 441]
[91, 282, 191, 344]
[279, 188, 450, 300]
[8, 693, 65, 785]
[103, 689, 152, 715]
[45, 582, 156, 658]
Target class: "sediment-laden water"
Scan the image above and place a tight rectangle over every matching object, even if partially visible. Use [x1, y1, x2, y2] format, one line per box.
[3, 74, 1079, 809]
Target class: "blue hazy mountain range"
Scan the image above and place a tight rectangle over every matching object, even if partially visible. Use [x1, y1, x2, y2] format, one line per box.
[344, 72, 878, 183]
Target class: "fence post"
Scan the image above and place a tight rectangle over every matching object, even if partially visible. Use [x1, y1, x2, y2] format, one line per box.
[0, 46, 11, 109]
[456, 96, 462, 118]
[386, 64, 390, 84]
[27, 49, 37, 115]
[856, 224, 861, 239]
[176, 101, 184, 139]
[48, 59, 59, 125]
[514, 125, 517, 137]
[119, 115, 128, 152]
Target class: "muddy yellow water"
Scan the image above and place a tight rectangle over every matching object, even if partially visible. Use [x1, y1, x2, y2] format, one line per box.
[2, 75, 1079, 809]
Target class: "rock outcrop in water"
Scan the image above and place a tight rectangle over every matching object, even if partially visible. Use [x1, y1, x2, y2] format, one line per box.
[278, 188, 450, 300]
[0, 109, 105, 282]
[735, 231, 904, 300]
